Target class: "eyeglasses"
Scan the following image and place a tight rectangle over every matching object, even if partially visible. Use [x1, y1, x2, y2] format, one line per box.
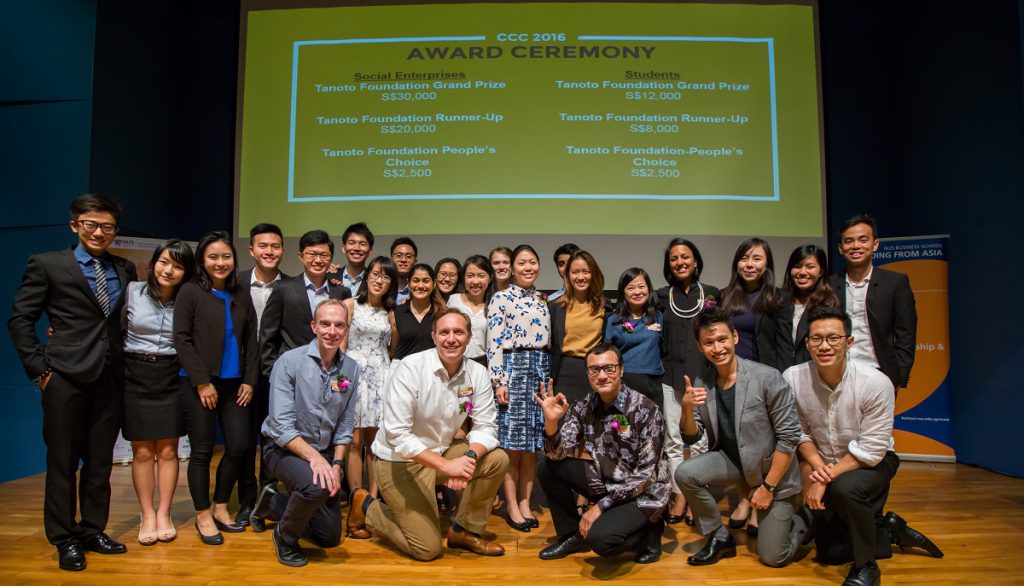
[807, 335, 846, 347]
[437, 271, 459, 280]
[369, 271, 391, 283]
[586, 364, 621, 376]
[76, 220, 118, 235]
[302, 251, 332, 261]
[392, 253, 415, 260]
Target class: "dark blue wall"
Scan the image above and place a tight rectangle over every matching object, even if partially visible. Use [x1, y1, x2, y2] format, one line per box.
[2, 1, 1023, 482]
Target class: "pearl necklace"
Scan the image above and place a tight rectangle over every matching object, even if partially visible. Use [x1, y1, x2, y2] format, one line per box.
[668, 283, 705, 319]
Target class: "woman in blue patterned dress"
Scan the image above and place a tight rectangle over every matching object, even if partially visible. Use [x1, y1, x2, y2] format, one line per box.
[486, 244, 550, 531]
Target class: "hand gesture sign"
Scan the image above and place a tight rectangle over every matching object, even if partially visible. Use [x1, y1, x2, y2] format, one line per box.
[682, 376, 707, 410]
[532, 378, 569, 424]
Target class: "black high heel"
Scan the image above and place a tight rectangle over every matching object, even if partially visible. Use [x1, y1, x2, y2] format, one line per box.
[195, 520, 224, 545]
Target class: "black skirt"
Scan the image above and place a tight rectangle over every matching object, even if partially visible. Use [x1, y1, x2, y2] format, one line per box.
[122, 354, 185, 441]
[622, 372, 665, 409]
[555, 355, 591, 405]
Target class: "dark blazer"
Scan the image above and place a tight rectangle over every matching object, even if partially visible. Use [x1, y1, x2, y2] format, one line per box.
[548, 297, 614, 381]
[829, 267, 917, 388]
[173, 281, 259, 387]
[752, 297, 795, 373]
[259, 274, 350, 377]
[8, 247, 136, 384]
[681, 357, 802, 499]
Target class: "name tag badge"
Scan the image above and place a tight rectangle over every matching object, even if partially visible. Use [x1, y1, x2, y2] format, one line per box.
[457, 385, 474, 398]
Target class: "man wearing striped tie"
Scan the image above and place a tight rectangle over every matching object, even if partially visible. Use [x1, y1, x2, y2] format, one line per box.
[8, 194, 137, 571]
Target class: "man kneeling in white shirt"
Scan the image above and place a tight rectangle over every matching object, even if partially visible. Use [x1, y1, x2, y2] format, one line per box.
[347, 308, 509, 560]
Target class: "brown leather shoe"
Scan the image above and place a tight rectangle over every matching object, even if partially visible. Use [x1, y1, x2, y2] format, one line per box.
[348, 489, 372, 539]
[447, 526, 505, 556]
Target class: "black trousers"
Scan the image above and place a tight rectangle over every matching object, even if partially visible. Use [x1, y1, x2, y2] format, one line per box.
[263, 441, 343, 547]
[238, 374, 274, 508]
[537, 457, 661, 556]
[181, 377, 251, 510]
[41, 366, 122, 547]
[814, 451, 900, 566]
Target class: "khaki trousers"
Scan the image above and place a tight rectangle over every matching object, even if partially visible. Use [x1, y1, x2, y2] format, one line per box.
[366, 442, 508, 561]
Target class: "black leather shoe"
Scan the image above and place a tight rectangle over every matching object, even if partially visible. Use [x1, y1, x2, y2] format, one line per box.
[58, 543, 86, 571]
[273, 527, 308, 567]
[842, 561, 881, 586]
[634, 524, 663, 564]
[250, 484, 280, 533]
[83, 532, 127, 554]
[195, 520, 224, 545]
[505, 515, 531, 533]
[885, 511, 943, 558]
[634, 547, 661, 564]
[525, 516, 540, 529]
[687, 531, 736, 566]
[214, 517, 246, 533]
[539, 532, 591, 560]
[235, 505, 254, 527]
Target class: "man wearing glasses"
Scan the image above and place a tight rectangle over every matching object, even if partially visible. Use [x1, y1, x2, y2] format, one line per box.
[784, 306, 942, 586]
[534, 344, 670, 564]
[389, 237, 417, 304]
[8, 194, 137, 571]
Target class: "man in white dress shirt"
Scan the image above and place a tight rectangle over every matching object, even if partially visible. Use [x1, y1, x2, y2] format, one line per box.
[346, 308, 509, 560]
[784, 306, 941, 586]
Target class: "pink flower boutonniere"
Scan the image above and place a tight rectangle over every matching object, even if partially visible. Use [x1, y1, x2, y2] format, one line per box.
[459, 400, 474, 415]
[703, 295, 717, 309]
[622, 321, 636, 334]
[331, 375, 352, 393]
[610, 414, 630, 436]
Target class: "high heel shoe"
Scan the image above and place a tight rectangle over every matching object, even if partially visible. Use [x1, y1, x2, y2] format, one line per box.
[195, 520, 224, 545]
[138, 517, 158, 546]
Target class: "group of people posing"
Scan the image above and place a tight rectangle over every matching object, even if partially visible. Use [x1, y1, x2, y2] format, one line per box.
[8, 193, 942, 586]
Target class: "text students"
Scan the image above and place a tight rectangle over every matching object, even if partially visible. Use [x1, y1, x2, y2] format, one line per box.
[173, 231, 260, 544]
[8, 194, 137, 571]
[829, 215, 917, 392]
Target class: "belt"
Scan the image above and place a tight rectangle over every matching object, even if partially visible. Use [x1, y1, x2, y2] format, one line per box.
[125, 352, 177, 363]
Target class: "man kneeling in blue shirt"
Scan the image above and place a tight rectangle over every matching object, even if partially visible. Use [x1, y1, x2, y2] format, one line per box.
[251, 299, 361, 566]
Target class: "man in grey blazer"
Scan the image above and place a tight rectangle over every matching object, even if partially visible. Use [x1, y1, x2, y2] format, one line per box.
[675, 306, 808, 568]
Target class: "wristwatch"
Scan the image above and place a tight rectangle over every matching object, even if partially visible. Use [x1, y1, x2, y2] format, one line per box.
[464, 449, 478, 461]
[331, 459, 343, 467]
[761, 480, 777, 494]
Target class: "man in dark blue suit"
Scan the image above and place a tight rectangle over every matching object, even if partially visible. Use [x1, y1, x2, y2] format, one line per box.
[8, 194, 138, 571]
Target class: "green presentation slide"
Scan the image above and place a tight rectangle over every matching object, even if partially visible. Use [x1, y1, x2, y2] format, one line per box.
[237, 2, 823, 237]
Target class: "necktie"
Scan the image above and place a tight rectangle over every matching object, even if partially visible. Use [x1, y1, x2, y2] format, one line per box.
[93, 258, 110, 316]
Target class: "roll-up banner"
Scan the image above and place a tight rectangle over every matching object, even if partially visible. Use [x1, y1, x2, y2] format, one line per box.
[875, 235, 953, 462]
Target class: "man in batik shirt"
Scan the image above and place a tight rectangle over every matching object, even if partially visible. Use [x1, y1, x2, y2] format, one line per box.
[534, 343, 669, 564]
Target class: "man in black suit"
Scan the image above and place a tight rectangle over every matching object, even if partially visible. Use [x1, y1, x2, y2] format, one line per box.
[829, 215, 917, 391]
[236, 223, 289, 527]
[7, 194, 138, 571]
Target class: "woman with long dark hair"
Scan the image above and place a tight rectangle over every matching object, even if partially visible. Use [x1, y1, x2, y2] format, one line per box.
[446, 255, 495, 365]
[655, 238, 720, 525]
[549, 250, 610, 407]
[605, 267, 663, 406]
[124, 239, 194, 545]
[780, 244, 838, 364]
[342, 256, 398, 516]
[173, 231, 259, 545]
[389, 263, 444, 362]
[486, 244, 550, 532]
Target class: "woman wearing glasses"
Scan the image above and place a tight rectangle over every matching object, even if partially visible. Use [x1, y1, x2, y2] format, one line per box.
[174, 231, 260, 544]
[342, 256, 399, 526]
[779, 244, 838, 365]
[487, 244, 551, 532]
[433, 257, 462, 303]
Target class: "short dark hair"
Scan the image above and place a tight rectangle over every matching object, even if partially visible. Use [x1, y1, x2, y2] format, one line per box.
[193, 230, 239, 291]
[145, 239, 195, 302]
[553, 243, 579, 264]
[391, 236, 417, 256]
[662, 237, 704, 285]
[585, 343, 623, 364]
[70, 194, 121, 223]
[839, 214, 879, 240]
[249, 223, 283, 246]
[342, 222, 374, 248]
[693, 305, 735, 340]
[614, 267, 657, 324]
[806, 306, 853, 336]
[298, 230, 334, 255]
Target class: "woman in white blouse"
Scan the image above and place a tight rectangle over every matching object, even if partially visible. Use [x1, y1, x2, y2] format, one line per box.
[445, 255, 494, 366]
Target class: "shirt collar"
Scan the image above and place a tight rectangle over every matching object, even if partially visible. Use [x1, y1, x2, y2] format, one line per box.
[304, 339, 342, 371]
[845, 265, 874, 287]
[251, 270, 282, 287]
[428, 348, 466, 383]
[344, 268, 365, 283]
[73, 244, 108, 266]
[810, 360, 852, 394]
[592, 384, 630, 415]
[303, 273, 329, 294]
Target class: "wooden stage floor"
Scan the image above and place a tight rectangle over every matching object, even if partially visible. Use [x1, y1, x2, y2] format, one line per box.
[0, 459, 1021, 584]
